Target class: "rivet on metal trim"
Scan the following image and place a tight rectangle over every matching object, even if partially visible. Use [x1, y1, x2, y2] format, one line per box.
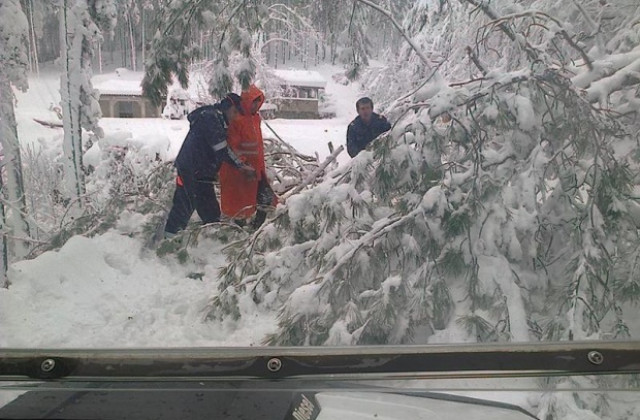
[40, 358, 56, 373]
[267, 357, 282, 372]
[587, 351, 604, 365]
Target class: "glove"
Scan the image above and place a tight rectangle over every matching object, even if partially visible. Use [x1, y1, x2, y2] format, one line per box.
[240, 165, 257, 180]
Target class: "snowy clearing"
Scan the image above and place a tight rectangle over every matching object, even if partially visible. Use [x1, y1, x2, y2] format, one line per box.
[2, 64, 363, 348]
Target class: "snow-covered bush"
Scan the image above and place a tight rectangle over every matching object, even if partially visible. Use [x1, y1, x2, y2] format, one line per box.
[21, 132, 175, 256]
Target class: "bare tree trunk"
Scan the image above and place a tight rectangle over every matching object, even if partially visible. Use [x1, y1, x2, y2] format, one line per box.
[330, 33, 336, 65]
[26, 18, 33, 73]
[128, 11, 136, 71]
[120, 23, 127, 68]
[141, 8, 145, 67]
[303, 32, 308, 69]
[29, 0, 40, 76]
[274, 36, 279, 69]
[0, 175, 7, 288]
[98, 40, 103, 73]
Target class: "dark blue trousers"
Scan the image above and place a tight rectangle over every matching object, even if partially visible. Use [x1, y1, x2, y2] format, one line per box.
[164, 169, 221, 235]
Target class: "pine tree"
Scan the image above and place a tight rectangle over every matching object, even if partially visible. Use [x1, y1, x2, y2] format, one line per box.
[0, 0, 34, 284]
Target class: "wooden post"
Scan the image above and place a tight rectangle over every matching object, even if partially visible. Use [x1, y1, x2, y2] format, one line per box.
[140, 99, 146, 118]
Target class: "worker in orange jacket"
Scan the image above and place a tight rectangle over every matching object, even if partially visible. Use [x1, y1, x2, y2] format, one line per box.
[219, 85, 277, 228]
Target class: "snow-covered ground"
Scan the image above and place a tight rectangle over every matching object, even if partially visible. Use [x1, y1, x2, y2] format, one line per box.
[1, 230, 277, 347]
[1, 64, 363, 348]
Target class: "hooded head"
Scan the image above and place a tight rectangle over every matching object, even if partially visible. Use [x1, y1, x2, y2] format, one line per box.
[219, 93, 243, 122]
[241, 85, 265, 116]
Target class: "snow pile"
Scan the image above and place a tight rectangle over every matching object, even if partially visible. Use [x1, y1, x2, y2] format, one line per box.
[0, 231, 276, 348]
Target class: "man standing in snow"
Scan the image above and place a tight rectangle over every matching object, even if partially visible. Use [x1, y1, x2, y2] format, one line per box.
[164, 94, 256, 238]
[346, 97, 392, 158]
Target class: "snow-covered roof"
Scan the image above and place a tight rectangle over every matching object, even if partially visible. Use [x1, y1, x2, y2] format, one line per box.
[273, 69, 327, 89]
[93, 68, 145, 96]
[93, 68, 212, 102]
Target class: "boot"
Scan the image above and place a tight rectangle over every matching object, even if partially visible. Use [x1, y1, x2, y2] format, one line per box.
[251, 210, 267, 230]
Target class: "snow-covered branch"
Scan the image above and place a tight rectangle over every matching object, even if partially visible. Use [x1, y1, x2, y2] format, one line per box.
[354, 0, 432, 70]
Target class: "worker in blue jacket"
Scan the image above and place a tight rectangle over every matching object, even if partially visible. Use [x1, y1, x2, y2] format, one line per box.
[164, 94, 255, 237]
[346, 97, 392, 158]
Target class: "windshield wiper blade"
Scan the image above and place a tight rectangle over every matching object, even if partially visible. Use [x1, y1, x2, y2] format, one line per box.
[0, 341, 638, 381]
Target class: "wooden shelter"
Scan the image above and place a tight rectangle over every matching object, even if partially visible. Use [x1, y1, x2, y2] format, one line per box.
[94, 69, 162, 118]
[270, 70, 327, 119]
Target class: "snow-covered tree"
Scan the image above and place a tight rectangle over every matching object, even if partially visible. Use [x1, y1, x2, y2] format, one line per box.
[142, 0, 407, 102]
[0, 0, 34, 284]
[205, 2, 640, 416]
[58, 0, 117, 206]
[143, 0, 302, 103]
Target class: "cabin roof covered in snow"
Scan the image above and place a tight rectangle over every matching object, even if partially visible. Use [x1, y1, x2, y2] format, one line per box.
[93, 68, 210, 100]
[273, 69, 327, 89]
[93, 68, 145, 96]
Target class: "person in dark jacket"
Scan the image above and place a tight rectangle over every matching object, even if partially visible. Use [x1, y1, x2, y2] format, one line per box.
[346, 97, 392, 158]
[164, 94, 255, 237]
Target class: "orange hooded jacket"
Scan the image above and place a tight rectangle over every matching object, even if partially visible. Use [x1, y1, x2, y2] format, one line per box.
[219, 85, 268, 219]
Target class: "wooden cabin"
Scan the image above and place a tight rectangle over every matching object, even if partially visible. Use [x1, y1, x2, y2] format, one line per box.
[270, 70, 327, 119]
[94, 69, 162, 118]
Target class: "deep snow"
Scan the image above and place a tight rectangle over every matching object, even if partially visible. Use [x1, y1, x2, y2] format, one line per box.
[0, 231, 276, 347]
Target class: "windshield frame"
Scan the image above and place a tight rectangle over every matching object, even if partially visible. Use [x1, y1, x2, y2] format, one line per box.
[1, 340, 638, 382]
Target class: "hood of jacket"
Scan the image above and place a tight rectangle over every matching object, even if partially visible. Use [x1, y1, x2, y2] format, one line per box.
[187, 104, 220, 125]
[241, 85, 265, 115]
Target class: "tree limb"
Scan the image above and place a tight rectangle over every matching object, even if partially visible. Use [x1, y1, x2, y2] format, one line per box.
[282, 146, 345, 201]
[354, 0, 432, 69]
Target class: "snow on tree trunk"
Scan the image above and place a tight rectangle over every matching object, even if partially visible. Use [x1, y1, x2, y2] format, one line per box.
[0, 76, 31, 258]
[0, 171, 7, 288]
[58, 0, 116, 205]
[59, 0, 86, 203]
[0, 0, 33, 268]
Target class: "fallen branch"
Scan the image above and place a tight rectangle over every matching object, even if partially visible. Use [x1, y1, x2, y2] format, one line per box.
[282, 145, 344, 201]
[33, 118, 63, 129]
[263, 120, 318, 167]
